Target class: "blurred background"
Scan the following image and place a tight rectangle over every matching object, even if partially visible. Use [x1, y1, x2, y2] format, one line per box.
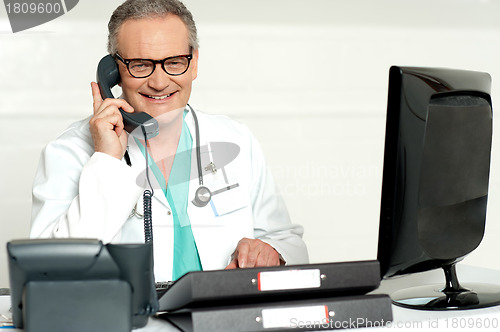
[1, 0, 500, 287]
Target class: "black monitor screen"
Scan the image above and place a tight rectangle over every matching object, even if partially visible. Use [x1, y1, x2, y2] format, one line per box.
[377, 66, 492, 278]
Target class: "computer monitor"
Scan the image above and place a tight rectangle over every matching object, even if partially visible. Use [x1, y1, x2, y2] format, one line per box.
[377, 66, 500, 310]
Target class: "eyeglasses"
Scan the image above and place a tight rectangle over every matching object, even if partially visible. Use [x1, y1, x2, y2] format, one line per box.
[115, 53, 193, 78]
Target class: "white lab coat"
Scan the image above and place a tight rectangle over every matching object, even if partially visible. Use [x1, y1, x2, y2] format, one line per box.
[31, 109, 308, 281]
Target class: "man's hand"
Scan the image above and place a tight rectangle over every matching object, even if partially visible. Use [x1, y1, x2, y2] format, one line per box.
[89, 82, 134, 160]
[225, 238, 283, 269]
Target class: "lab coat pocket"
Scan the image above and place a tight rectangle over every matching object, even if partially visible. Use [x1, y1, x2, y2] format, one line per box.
[209, 184, 248, 217]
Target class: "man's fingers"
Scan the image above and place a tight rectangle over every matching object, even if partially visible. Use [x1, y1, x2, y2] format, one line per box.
[243, 242, 262, 268]
[256, 251, 271, 267]
[91, 82, 135, 115]
[91, 82, 103, 114]
[97, 98, 135, 115]
[90, 107, 124, 129]
[225, 258, 238, 270]
[236, 239, 251, 268]
[89, 82, 133, 160]
[229, 238, 282, 269]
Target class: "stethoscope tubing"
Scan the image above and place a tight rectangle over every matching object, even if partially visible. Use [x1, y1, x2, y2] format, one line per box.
[188, 104, 204, 188]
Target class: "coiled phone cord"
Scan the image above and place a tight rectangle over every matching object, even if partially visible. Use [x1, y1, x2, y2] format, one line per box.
[142, 126, 154, 244]
[141, 127, 159, 315]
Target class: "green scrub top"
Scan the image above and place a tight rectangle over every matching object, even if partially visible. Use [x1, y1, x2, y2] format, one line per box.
[135, 112, 202, 281]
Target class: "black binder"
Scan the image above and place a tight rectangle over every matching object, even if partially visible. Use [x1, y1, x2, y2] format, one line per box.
[161, 294, 393, 332]
[159, 260, 381, 311]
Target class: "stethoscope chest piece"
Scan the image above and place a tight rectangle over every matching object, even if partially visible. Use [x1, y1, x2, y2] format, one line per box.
[192, 186, 212, 207]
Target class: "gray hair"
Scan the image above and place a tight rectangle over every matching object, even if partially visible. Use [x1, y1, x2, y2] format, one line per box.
[107, 0, 199, 55]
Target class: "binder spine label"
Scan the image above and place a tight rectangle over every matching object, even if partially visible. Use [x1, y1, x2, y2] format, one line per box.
[258, 269, 321, 291]
[261, 305, 329, 329]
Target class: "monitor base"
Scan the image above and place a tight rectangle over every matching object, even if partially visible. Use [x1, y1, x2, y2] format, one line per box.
[392, 283, 500, 310]
[391, 263, 500, 310]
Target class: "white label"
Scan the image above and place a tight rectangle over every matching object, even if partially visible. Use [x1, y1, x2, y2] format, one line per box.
[258, 269, 321, 291]
[261, 305, 329, 329]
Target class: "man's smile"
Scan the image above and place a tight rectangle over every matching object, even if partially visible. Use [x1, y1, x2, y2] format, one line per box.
[140, 92, 176, 100]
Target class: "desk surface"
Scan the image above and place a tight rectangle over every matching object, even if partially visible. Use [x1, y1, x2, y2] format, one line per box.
[1, 264, 500, 331]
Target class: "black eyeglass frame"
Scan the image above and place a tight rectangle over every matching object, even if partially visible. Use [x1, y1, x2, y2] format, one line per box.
[114, 53, 193, 78]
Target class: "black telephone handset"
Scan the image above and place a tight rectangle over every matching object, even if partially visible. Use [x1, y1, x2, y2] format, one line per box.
[96, 55, 159, 139]
[97, 55, 156, 245]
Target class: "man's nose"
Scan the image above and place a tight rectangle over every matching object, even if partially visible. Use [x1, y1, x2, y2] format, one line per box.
[147, 63, 171, 90]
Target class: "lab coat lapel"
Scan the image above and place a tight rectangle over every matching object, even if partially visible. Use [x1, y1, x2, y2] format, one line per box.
[127, 134, 170, 209]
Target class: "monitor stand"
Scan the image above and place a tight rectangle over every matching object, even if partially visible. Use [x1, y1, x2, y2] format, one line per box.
[390, 262, 500, 310]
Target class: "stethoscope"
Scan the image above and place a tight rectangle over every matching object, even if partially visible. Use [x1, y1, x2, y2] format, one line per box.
[189, 104, 214, 207]
[127, 104, 234, 216]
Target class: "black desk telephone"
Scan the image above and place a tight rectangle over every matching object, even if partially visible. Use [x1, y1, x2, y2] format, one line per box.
[96, 54, 159, 139]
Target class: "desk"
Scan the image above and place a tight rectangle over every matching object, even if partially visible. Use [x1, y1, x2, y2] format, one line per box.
[1, 264, 500, 331]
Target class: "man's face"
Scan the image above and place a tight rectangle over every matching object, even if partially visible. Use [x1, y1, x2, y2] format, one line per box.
[116, 15, 198, 120]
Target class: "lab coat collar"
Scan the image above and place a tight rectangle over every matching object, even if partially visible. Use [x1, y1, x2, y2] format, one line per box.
[126, 106, 207, 212]
[126, 133, 170, 210]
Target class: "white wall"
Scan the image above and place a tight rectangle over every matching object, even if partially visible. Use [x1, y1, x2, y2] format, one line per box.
[1, 0, 500, 287]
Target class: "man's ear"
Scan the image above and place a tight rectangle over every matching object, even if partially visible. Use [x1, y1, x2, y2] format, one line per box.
[191, 49, 199, 81]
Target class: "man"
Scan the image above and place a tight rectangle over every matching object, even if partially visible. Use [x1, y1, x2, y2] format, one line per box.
[31, 0, 308, 282]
